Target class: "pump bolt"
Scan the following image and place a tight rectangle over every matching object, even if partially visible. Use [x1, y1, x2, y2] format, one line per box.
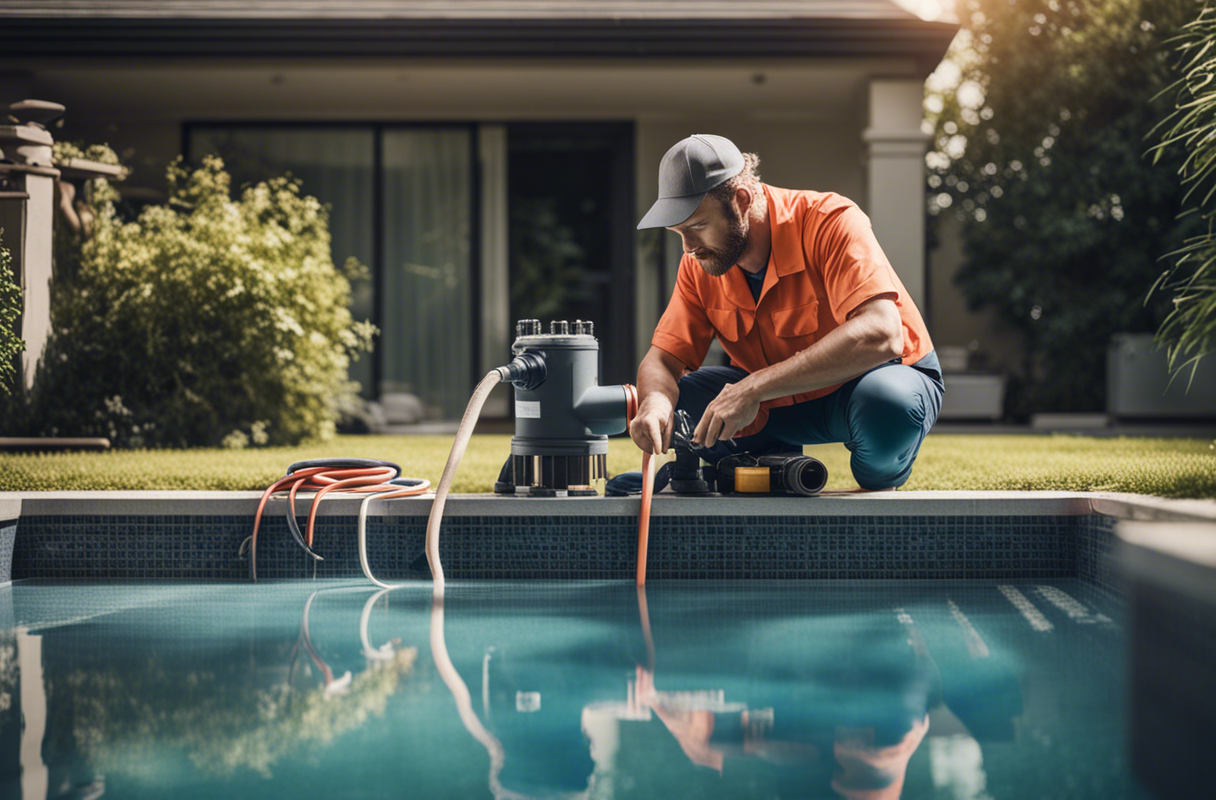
[549, 320, 569, 335]
[515, 319, 528, 339]
[573, 320, 594, 336]
[528, 319, 542, 335]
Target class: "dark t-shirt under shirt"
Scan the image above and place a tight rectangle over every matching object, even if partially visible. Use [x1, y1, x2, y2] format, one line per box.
[742, 264, 767, 303]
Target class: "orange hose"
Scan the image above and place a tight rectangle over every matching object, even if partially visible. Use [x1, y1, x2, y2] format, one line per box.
[249, 467, 331, 582]
[622, 384, 655, 587]
[636, 451, 655, 586]
[303, 467, 397, 546]
[250, 465, 429, 581]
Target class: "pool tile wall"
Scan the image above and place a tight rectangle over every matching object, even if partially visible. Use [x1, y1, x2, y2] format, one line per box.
[1076, 514, 1120, 597]
[0, 521, 15, 583]
[11, 513, 1085, 582]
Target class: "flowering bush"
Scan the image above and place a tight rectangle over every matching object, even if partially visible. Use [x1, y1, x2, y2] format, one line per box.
[30, 151, 374, 447]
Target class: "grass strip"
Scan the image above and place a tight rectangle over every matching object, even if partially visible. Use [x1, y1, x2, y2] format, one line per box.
[0, 434, 1213, 498]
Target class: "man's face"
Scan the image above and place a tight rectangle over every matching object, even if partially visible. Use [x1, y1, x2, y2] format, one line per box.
[666, 193, 750, 277]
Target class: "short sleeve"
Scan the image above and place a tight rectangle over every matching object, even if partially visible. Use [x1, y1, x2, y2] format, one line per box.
[807, 202, 901, 320]
[651, 258, 714, 371]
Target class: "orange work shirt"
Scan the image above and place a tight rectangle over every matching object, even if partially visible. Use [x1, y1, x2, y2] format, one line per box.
[651, 184, 933, 436]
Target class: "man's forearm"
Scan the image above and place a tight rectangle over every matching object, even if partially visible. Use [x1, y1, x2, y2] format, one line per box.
[636, 349, 681, 413]
[743, 307, 902, 403]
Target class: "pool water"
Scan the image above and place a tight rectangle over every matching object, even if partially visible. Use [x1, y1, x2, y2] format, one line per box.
[0, 580, 1147, 799]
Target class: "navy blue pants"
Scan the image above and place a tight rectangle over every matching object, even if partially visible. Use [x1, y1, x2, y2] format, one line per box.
[678, 351, 944, 490]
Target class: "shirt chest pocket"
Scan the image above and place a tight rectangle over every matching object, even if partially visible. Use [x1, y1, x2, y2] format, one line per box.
[706, 307, 740, 342]
[770, 302, 820, 339]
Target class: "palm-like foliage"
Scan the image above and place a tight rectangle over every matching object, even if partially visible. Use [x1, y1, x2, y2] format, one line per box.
[1151, 3, 1216, 384]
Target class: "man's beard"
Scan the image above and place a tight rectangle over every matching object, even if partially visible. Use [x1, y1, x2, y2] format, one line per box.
[693, 204, 749, 277]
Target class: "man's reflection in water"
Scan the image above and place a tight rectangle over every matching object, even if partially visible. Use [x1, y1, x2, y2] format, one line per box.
[434, 586, 1009, 800]
[626, 649, 936, 796]
[582, 588, 942, 800]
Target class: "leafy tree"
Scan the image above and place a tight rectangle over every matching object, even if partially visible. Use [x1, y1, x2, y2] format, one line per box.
[1150, 2, 1216, 384]
[0, 230, 22, 398]
[28, 150, 374, 447]
[926, 0, 1200, 416]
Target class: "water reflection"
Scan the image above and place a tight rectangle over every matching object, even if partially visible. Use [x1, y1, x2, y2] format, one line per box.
[429, 585, 1016, 800]
[3, 581, 1134, 800]
[7, 586, 417, 797]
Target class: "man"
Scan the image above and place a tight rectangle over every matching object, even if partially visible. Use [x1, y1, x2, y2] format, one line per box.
[627, 134, 943, 491]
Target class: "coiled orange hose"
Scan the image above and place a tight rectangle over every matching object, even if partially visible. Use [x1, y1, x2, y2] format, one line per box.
[249, 465, 430, 581]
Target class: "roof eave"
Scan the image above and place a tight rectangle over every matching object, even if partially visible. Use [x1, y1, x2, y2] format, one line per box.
[0, 17, 958, 72]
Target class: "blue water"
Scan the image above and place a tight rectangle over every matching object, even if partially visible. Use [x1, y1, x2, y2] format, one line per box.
[0, 580, 1147, 799]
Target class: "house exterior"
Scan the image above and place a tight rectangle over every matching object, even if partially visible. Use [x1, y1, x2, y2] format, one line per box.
[0, 1, 957, 418]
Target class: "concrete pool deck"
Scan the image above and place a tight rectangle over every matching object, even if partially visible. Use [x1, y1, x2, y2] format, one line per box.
[3, 489, 1214, 521]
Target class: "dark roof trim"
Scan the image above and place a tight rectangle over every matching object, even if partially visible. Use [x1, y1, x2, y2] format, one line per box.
[0, 18, 957, 66]
[0, 1, 925, 22]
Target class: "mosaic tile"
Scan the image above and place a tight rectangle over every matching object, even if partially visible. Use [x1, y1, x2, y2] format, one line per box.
[7, 512, 1096, 582]
[0, 522, 15, 582]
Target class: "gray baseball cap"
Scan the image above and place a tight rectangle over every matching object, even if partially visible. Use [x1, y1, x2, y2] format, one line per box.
[637, 134, 745, 229]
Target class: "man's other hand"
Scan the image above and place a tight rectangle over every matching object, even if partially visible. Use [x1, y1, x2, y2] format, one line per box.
[693, 380, 760, 448]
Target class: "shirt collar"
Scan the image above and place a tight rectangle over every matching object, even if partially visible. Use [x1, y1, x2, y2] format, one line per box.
[717, 184, 802, 308]
[764, 184, 805, 278]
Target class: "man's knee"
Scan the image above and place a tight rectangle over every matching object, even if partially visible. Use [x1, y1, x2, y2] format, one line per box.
[847, 368, 933, 489]
[849, 369, 929, 443]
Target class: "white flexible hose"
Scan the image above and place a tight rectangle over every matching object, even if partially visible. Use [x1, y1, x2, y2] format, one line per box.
[426, 370, 504, 596]
[359, 588, 397, 660]
[358, 488, 425, 589]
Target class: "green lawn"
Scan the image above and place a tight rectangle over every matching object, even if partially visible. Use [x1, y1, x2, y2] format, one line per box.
[1, 434, 1214, 498]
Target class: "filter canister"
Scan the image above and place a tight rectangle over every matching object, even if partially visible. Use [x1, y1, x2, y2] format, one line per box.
[733, 466, 771, 494]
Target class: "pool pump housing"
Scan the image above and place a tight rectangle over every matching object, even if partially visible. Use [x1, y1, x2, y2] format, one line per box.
[495, 319, 631, 496]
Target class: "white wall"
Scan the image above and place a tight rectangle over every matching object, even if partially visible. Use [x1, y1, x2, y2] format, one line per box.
[928, 212, 1024, 373]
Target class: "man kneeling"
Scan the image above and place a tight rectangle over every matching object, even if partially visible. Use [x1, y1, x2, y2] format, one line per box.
[628, 134, 943, 491]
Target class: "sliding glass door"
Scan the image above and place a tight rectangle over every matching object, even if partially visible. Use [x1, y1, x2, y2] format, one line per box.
[380, 128, 474, 418]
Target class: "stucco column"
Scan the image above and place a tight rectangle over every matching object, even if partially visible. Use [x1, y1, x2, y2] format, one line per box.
[863, 79, 931, 313]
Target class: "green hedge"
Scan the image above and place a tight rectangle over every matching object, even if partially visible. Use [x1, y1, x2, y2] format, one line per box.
[23, 150, 373, 447]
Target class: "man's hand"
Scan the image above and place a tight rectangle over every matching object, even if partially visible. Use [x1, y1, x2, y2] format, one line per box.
[630, 398, 674, 455]
[693, 380, 760, 448]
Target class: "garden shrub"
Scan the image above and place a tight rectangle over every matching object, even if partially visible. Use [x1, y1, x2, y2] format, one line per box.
[927, 0, 1200, 417]
[29, 150, 374, 447]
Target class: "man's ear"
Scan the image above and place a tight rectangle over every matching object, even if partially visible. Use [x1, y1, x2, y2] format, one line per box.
[734, 186, 753, 218]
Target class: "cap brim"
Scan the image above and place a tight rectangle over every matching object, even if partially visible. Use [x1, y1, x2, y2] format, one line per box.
[637, 193, 706, 230]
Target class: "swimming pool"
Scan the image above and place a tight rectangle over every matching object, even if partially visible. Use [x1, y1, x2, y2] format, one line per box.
[0, 579, 1145, 799]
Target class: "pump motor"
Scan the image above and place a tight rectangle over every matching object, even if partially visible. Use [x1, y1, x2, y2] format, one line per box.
[494, 319, 634, 497]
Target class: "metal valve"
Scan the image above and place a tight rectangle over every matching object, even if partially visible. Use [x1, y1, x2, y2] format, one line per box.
[515, 319, 542, 338]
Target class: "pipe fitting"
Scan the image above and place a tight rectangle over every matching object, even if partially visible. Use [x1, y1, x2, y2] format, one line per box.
[498, 352, 547, 391]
